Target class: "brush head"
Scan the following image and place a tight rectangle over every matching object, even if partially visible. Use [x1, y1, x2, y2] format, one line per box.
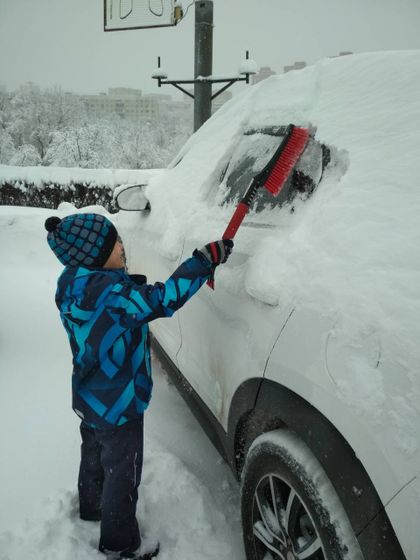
[263, 126, 310, 196]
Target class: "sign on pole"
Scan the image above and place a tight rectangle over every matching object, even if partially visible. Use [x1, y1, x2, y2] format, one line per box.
[104, 0, 177, 31]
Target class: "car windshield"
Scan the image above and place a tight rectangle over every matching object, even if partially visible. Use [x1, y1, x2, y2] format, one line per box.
[220, 126, 325, 212]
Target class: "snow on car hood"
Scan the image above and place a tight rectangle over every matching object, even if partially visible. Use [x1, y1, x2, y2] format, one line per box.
[144, 50, 420, 388]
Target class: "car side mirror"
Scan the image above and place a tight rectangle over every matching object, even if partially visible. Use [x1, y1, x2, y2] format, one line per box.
[115, 184, 151, 212]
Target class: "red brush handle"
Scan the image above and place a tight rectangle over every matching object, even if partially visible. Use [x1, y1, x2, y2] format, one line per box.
[207, 274, 215, 290]
[222, 202, 250, 240]
[206, 202, 250, 290]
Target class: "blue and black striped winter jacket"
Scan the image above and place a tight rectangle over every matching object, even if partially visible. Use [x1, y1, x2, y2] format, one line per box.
[55, 253, 212, 429]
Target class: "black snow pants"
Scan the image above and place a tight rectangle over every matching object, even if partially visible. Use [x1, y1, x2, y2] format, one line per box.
[78, 416, 144, 555]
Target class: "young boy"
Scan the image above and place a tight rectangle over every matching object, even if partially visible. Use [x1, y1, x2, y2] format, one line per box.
[45, 212, 233, 560]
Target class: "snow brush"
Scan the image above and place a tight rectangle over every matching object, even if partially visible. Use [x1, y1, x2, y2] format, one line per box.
[207, 124, 310, 289]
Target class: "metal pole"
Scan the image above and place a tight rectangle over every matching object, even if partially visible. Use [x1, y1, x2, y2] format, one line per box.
[194, 0, 213, 131]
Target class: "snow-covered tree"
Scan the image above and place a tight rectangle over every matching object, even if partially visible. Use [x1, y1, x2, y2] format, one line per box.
[0, 83, 192, 169]
[112, 113, 191, 169]
[112, 119, 164, 169]
[0, 131, 15, 164]
[7, 83, 85, 164]
[0, 90, 12, 132]
[46, 123, 118, 168]
[9, 144, 41, 166]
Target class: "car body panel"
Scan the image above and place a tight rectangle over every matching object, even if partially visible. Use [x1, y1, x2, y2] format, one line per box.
[263, 306, 420, 506]
[385, 475, 420, 560]
[119, 211, 183, 362]
[177, 233, 295, 428]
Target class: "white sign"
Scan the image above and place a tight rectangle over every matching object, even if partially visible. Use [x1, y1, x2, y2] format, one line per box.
[104, 0, 176, 31]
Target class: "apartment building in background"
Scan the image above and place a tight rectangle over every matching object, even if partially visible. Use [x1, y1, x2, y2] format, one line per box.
[283, 61, 307, 73]
[78, 88, 187, 120]
[252, 66, 276, 84]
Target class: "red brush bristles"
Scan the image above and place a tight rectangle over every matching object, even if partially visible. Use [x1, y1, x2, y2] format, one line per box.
[264, 126, 310, 196]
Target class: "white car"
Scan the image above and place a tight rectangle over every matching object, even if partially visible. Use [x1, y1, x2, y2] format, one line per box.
[116, 50, 420, 560]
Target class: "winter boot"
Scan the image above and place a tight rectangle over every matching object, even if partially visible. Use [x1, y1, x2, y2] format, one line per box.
[101, 542, 160, 560]
[120, 542, 159, 559]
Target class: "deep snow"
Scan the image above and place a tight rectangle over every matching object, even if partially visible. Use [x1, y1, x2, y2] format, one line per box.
[0, 206, 243, 559]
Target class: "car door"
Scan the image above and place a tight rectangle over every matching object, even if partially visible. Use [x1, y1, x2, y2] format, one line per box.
[175, 128, 323, 430]
[119, 202, 184, 363]
[176, 229, 295, 431]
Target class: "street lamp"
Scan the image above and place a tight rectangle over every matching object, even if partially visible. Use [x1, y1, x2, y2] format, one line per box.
[151, 60, 168, 81]
[152, 51, 257, 125]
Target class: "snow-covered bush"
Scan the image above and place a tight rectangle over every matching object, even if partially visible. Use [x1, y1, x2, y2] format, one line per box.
[0, 166, 159, 212]
[0, 181, 115, 212]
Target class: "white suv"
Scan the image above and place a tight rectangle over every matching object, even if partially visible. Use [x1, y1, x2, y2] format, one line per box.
[116, 50, 420, 560]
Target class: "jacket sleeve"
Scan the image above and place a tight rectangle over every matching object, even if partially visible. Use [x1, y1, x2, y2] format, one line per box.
[104, 252, 212, 327]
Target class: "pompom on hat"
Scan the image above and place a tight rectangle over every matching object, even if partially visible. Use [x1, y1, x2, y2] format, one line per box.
[45, 213, 118, 268]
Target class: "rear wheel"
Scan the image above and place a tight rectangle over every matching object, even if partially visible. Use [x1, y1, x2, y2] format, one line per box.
[241, 429, 363, 560]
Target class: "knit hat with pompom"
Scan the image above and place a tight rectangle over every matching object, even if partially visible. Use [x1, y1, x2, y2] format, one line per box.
[45, 213, 118, 268]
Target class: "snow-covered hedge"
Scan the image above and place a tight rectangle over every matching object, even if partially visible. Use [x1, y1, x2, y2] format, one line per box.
[0, 165, 162, 212]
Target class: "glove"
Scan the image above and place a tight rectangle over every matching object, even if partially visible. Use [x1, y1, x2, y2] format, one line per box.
[196, 239, 234, 266]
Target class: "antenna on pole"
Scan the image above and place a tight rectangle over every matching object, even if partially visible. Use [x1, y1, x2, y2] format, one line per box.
[152, 1, 257, 131]
[103, 0, 258, 131]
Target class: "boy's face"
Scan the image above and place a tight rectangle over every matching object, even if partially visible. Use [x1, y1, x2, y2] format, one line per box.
[103, 236, 126, 269]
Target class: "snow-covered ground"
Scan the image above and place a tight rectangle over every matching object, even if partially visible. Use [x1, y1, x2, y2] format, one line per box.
[0, 205, 243, 559]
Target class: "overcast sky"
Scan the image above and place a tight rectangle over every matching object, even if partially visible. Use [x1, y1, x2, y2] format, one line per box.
[0, 0, 419, 99]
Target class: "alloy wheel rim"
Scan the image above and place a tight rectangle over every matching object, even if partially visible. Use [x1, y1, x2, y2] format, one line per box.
[251, 473, 326, 560]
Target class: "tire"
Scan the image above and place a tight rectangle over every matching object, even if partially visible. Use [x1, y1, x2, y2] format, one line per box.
[241, 429, 364, 560]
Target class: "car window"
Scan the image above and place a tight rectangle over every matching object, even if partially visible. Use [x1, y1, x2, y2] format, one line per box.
[219, 127, 328, 212]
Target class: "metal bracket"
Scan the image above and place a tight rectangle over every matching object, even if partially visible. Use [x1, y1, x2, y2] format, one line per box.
[152, 51, 254, 101]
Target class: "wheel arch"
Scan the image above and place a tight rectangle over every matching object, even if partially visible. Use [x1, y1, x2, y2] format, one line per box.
[228, 378, 406, 560]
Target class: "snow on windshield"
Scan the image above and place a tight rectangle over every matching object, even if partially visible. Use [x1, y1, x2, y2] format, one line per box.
[219, 128, 325, 211]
